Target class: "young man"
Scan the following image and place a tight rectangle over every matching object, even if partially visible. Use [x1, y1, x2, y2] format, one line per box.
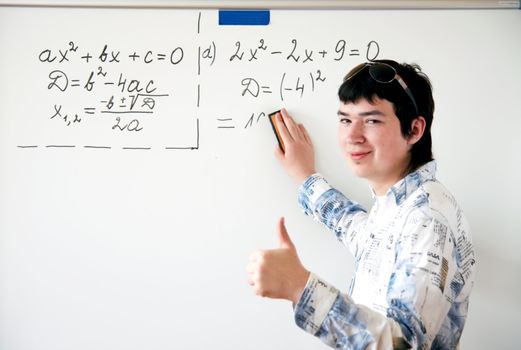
[247, 60, 475, 349]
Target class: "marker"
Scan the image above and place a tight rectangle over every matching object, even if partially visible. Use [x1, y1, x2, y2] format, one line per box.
[268, 110, 285, 153]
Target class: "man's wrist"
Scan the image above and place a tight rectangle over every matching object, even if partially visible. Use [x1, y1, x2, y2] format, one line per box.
[296, 170, 316, 184]
[291, 269, 311, 304]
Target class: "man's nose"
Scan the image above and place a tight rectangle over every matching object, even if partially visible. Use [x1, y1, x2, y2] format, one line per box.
[346, 121, 365, 144]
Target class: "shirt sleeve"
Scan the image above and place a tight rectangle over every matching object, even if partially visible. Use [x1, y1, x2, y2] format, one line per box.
[294, 273, 406, 350]
[298, 174, 368, 257]
[293, 209, 461, 349]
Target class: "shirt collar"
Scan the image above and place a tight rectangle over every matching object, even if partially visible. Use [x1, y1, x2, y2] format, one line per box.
[371, 160, 437, 206]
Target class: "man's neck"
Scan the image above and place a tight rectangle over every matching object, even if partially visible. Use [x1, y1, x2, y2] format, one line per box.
[370, 176, 403, 196]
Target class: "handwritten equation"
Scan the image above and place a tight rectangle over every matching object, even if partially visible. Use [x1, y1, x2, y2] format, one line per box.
[19, 12, 381, 150]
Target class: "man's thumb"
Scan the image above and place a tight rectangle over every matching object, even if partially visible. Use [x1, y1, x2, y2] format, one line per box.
[277, 217, 295, 249]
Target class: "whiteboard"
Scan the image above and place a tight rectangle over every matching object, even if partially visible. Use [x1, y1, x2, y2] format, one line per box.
[1, 6, 520, 350]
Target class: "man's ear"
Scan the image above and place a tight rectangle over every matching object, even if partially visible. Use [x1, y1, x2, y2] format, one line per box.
[407, 116, 426, 145]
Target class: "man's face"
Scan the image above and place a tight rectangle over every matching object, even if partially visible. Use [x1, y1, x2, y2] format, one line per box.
[337, 97, 413, 195]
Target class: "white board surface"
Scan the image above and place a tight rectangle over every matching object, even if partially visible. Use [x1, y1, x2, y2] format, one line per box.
[1, 6, 520, 350]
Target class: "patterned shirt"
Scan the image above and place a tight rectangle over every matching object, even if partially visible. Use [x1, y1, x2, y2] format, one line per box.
[293, 161, 475, 350]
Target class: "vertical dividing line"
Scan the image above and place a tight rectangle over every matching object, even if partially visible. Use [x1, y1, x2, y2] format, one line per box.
[197, 84, 200, 107]
[197, 11, 201, 34]
[196, 12, 201, 148]
[197, 11, 202, 76]
[196, 12, 202, 150]
[196, 118, 200, 149]
[198, 46, 201, 76]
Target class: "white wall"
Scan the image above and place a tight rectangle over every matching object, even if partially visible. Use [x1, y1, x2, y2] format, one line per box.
[0, 7, 520, 350]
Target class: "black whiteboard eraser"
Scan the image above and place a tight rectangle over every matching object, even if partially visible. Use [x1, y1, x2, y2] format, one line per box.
[268, 110, 285, 153]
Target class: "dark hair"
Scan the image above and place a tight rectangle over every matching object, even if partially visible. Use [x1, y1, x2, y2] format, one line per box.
[338, 59, 435, 174]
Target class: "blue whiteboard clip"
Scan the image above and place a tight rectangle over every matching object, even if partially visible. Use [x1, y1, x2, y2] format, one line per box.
[218, 10, 270, 26]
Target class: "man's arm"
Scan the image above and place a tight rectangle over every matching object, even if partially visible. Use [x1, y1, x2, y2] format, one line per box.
[248, 213, 461, 349]
[294, 213, 464, 350]
[295, 273, 407, 350]
[298, 173, 368, 257]
[274, 110, 368, 255]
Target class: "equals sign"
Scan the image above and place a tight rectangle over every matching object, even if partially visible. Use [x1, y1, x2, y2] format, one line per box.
[217, 118, 235, 129]
[261, 86, 272, 94]
[349, 49, 360, 56]
[71, 79, 80, 87]
[83, 107, 96, 115]
[157, 53, 166, 61]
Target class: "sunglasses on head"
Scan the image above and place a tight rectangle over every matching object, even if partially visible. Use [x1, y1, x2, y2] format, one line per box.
[345, 62, 419, 116]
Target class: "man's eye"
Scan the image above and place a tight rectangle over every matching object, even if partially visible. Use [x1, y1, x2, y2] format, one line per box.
[367, 119, 380, 124]
[339, 118, 351, 124]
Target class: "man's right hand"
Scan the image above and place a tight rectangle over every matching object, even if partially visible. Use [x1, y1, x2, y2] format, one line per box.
[274, 108, 316, 184]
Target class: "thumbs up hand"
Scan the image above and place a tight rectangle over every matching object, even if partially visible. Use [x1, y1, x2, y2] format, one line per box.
[247, 217, 310, 304]
[277, 216, 296, 249]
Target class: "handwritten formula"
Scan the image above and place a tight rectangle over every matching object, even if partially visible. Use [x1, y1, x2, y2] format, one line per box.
[21, 11, 381, 151]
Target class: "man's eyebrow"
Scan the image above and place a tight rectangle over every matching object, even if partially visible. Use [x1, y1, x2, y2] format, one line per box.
[337, 109, 385, 117]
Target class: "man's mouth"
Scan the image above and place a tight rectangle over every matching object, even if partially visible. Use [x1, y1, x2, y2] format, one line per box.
[350, 151, 371, 161]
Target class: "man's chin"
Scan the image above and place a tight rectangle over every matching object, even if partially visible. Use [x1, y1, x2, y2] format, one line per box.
[348, 163, 368, 178]
[350, 165, 367, 179]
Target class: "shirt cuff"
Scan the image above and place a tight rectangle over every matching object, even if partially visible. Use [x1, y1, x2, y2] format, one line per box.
[298, 174, 333, 215]
[294, 272, 339, 335]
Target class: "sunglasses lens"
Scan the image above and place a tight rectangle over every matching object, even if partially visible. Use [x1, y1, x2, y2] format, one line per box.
[344, 63, 368, 81]
[369, 63, 396, 83]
